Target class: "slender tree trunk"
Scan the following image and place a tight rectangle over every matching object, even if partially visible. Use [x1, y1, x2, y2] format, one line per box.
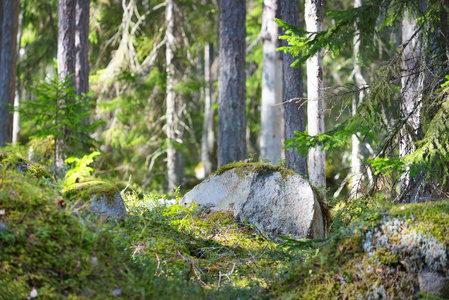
[75, 0, 89, 100]
[56, 0, 76, 167]
[276, 31, 285, 160]
[280, 0, 307, 175]
[12, 7, 23, 145]
[350, 0, 367, 198]
[305, 0, 325, 196]
[201, 42, 215, 175]
[166, 0, 184, 190]
[218, 0, 247, 167]
[0, 0, 20, 147]
[260, 0, 282, 165]
[399, 4, 425, 202]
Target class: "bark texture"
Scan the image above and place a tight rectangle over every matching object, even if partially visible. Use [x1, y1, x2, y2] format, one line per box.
[75, 0, 89, 97]
[0, 0, 20, 147]
[218, 0, 247, 167]
[201, 43, 215, 176]
[58, 0, 76, 82]
[56, 0, 76, 168]
[166, 0, 184, 190]
[260, 0, 283, 165]
[280, 0, 307, 176]
[12, 8, 24, 145]
[305, 0, 325, 196]
[350, 0, 367, 198]
[399, 4, 425, 201]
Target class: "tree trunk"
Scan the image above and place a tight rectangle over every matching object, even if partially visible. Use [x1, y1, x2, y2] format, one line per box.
[399, 4, 425, 202]
[12, 7, 23, 145]
[0, 0, 20, 147]
[56, 0, 76, 167]
[166, 0, 184, 190]
[260, 0, 283, 165]
[218, 0, 247, 167]
[350, 0, 367, 198]
[201, 42, 215, 175]
[305, 0, 325, 196]
[75, 0, 89, 99]
[280, 0, 307, 176]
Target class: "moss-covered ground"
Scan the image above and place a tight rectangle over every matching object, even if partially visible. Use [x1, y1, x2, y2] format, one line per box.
[1, 160, 448, 299]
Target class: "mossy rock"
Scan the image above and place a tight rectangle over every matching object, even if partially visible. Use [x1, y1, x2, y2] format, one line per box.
[0, 169, 204, 299]
[61, 180, 127, 218]
[212, 161, 297, 180]
[183, 162, 327, 239]
[0, 152, 53, 180]
[274, 200, 449, 299]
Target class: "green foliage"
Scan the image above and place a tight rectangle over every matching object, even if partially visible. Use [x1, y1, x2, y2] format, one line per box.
[278, 0, 449, 200]
[276, 3, 380, 67]
[63, 151, 101, 186]
[20, 70, 103, 162]
[367, 79, 449, 183]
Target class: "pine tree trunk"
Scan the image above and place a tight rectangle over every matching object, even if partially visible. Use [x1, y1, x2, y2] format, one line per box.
[218, 0, 247, 167]
[260, 0, 282, 165]
[350, 0, 367, 198]
[305, 0, 325, 196]
[0, 0, 20, 147]
[280, 0, 307, 175]
[201, 42, 215, 176]
[56, 0, 76, 168]
[75, 0, 89, 99]
[166, 0, 184, 190]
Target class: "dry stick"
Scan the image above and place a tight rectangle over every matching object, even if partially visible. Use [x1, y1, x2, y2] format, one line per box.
[154, 253, 161, 276]
[121, 175, 132, 195]
[357, 264, 371, 293]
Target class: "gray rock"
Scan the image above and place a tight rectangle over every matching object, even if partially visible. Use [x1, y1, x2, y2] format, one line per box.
[181, 164, 326, 239]
[61, 181, 127, 218]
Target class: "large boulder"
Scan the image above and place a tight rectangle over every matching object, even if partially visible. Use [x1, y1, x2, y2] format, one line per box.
[61, 180, 127, 219]
[180, 162, 327, 239]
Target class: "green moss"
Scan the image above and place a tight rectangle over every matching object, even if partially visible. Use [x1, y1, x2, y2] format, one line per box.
[0, 169, 204, 299]
[273, 200, 449, 299]
[389, 201, 449, 245]
[61, 180, 119, 203]
[213, 161, 296, 180]
[0, 152, 53, 180]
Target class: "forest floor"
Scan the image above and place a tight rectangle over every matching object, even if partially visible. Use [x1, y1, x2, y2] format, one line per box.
[1, 156, 448, 299]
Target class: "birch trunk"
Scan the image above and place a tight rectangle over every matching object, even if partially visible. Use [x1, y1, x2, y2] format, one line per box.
[260, 0, 282, 165]
[280, 0, 307, 176]
[218, 0, 246, 167]
[399, 5, 424, 201]
[350, 0, 367, 198]
[12, 8, 24, 144]
[305, 0, 325, 196]
[201, 42, 215, 175]
[0, 0, 20, 147]
[166, 0, 184, 190]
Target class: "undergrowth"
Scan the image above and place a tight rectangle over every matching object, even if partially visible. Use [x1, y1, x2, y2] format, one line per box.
[1, 156, 447, 299]
[0, 165, 314, 299]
